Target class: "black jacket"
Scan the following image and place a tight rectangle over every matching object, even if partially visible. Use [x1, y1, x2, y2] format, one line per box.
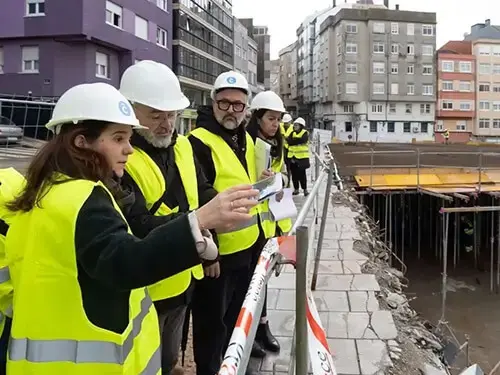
[121, 131, 218, 310]
[188, 106, 267, 270]
[75, 186, 200, 334]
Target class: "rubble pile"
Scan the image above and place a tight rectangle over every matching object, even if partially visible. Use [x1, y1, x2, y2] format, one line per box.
[331, 189, 449, 375]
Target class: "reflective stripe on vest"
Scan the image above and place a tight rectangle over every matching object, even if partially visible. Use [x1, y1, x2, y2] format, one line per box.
[5, 178, 160, 374]
[189, 127, 260, 255]
[125, 135, 203, 301]
[288, 129, 309, 159]
[283, 125, 293, 149]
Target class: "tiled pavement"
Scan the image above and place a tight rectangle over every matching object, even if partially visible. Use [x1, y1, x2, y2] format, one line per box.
[250, 133, 398, 375]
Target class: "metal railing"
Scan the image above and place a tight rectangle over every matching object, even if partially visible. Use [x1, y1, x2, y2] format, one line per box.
[218, 133, 337, 375]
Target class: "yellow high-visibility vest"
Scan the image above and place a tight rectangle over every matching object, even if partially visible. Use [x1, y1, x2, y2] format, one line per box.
[5, 177, 160, 374]
[189, 127, 261, 255]
[125, 135, 203, 301]
[288, 129, 310, 159]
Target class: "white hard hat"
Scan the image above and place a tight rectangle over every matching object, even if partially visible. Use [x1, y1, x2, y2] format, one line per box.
[120, 60, 190, 111]
[249, 91, 286, 113]
[211, 71, 249, 100]
[294, 117, 306, 126]
[46, 83, 144, 133]
[282, 114, 293, 123]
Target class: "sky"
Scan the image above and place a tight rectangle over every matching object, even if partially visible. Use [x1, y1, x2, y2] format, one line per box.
[232, 0, 500, 59]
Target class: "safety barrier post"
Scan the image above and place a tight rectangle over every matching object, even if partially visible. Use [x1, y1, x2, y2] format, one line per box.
[295, 225, 309, 375]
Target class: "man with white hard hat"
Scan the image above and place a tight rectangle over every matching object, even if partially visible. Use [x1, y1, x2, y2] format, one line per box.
[119, 60, 219, 375]
[188, 71, 270, 375]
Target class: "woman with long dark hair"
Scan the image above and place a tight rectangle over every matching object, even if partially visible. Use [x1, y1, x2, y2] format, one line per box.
[4, 82, 257, 375]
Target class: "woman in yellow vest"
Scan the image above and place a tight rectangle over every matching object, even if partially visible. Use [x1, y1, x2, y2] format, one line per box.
[287, 117, 310, 196]
[4, 83, 258, 375]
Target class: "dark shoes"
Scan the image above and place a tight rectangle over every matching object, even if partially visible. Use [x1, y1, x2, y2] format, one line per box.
[303, 190, 309, 196]
[256, 322, 280, 353]
[250, 340, 266, 358]
[293, 189, 300, 196]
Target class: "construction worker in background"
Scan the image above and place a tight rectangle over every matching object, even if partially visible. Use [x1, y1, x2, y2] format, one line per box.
[4, 82, 257, 375]
[443, 128, 450, 144]
[0, 168, 26, 372]
[119, 60, 220, 375]
[188, 71, 270, 375]
[280, 113, 294, 188]
[461, 215, 474, 253]
[287, 117, 311, 196]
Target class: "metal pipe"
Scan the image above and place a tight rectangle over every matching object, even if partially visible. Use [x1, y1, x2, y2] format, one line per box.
[369, 148, 374, 189]
[440, 206, 500, 213]
[384, 194, 389, 245]
[474, 212, 478, 270]
[418, 193, 421, 260]
[454, 205, 458, 268]
[295, 226, 309, 375]
[311, 162, 334, 290]
[401, 194, 405, 270]
[497, 208, 500, 294]
[440, 212, 450, 322]
[491, 201, 495, 292]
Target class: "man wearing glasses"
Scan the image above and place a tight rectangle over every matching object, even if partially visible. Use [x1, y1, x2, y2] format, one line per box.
[189, 71, 274, 375]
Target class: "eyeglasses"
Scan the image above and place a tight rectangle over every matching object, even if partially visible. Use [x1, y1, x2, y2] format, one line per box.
[216, 100, 246, 113]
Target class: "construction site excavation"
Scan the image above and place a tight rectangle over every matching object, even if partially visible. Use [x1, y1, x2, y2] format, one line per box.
[329, 141, 500, 373]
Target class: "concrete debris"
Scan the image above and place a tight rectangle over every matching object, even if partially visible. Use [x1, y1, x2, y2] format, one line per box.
[331, 189, 450, 375]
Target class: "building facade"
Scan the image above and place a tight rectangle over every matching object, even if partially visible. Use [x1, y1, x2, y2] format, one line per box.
[0, 0, 173, 97]
[233, 17, 259, 96]
[239, 19, 271, 90]
[270, 59, 279, 94]
[278, 42, 298, 115]
[435, 41, 475, 144]
[316, 0, 437, 142]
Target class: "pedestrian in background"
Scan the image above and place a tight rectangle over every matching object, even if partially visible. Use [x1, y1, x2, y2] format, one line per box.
[287, 117, 310, 196]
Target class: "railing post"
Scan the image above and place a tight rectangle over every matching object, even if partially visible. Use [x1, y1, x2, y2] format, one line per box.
[416, 148, 420, 189]
[295, 226, 309, 375]
[311, 160, 334, 291]
[369, 148, 374, 189]
[478, 152, 483, 193]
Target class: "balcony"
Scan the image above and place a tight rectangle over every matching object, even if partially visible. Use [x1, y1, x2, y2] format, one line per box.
[436, 109, 475, 118]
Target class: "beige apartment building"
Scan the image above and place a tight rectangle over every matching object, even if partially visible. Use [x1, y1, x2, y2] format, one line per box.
[278, 42, 298, 114]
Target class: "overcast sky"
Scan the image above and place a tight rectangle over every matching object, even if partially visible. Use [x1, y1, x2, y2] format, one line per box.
[232, 0, 499, 59]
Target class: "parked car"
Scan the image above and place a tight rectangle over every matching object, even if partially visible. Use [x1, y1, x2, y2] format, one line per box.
[0, 116, 24, 144]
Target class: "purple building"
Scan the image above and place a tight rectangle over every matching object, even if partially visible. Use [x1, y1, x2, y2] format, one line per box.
[0, 0, 173, 97]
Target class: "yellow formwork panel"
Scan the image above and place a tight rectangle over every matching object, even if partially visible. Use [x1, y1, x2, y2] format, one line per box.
[355, 174, 441, 187]
[354, 175, 388, 187]
[436, 173, 492, 185]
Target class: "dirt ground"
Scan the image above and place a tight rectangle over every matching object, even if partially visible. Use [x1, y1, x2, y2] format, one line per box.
[176, 323, 196, 375]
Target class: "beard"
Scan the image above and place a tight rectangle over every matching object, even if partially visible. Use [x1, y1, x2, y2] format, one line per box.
[219, 114, 242, 130]
[135, 128, 172, 148]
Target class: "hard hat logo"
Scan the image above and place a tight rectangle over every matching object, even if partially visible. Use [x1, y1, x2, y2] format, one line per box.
[119, 101, 132, 116]
[226, 77, 237, 84]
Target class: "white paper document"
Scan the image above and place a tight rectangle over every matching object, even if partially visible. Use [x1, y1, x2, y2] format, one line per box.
[254, 138, 271, 178]
[253, 173, 283, 202]
[269, 188, 297, 221]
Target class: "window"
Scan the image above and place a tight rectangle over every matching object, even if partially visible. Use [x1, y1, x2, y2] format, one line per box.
[441, 81, 453, 91]
[421, 122, 429, 133]
[479, 83, 490, 92]
[391, 63, 398, 74]
[235, 45, 241, 57]
[373, 83, 385, 94]
[337, 82, 342, 94]
[345, 62, 357, 74]
[478, 45, 491, 55]
[370, 122, 378, 132]
[346, 43, 357, 54]
[391, 83, 399, 95]
[371, 104, 383, 113]
[106, 1, 122, 28]
[21, 46, 39, 73]
[493, 64, 500, 75]
[389, 103, 396, 113]
[373, 62, 385, 74]
[479, 101, 490, 110]
[403, 122, 411, 132]
[343, 104, 354, 113]
[391, 23, 399, 34]
[346, 82, 358, 94]
[407, 44, 414, 55]
[494, 46, 500, 56]
[423, 65, 432, 75]
[387, 122, 395, 132]
[494, 119, 500, 129]
[337, 63, 341, 75]
[456, 121, 467, 131]
[460, 102, 472, 111]
[459, 61, 472, 73]
[459, 81, 471, 92]
[442, 101, 453, 110]
[26, 0, 45, 16]
[407, 23, 414, 35]
[405, 104, 412, 114]
[479, 63, 490, 75]
[156, 0, 167, 11]
[423, 85, 433, 96]
[441, 61, 454, 72]
[134, 16, 148, 40]
[346, 24, 357, 33]
[407, 64, 414, 74]
[493, 102, 500, 111]
[373, 42, 385, 54]
[95, 51, 109, 78]
[391, 44, 399, 54]
[494, 85, 500, 93]
[0, 48, 3, 74]
[407, 84, 414, 95]
[436, 120, 444, 131]
[420, 104, 431, 114]
[156, 27, 168, 48]
[422, 45, 434, 56]
[373, 22, 385, 33]
[422, 25, 434, 36]
[345, 122, 353, 132]
[479, 118, 490, 129]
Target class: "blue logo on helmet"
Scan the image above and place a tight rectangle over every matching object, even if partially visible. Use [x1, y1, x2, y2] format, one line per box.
[226, 76, 237, 84]
[118, 101, 131, 116]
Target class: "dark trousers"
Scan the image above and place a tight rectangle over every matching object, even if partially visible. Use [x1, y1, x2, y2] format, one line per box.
[192, 265, 252, 375]
[0, 317, 11, 375]
[284, 156, 292, 188]
[290, 162, 307, 191]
